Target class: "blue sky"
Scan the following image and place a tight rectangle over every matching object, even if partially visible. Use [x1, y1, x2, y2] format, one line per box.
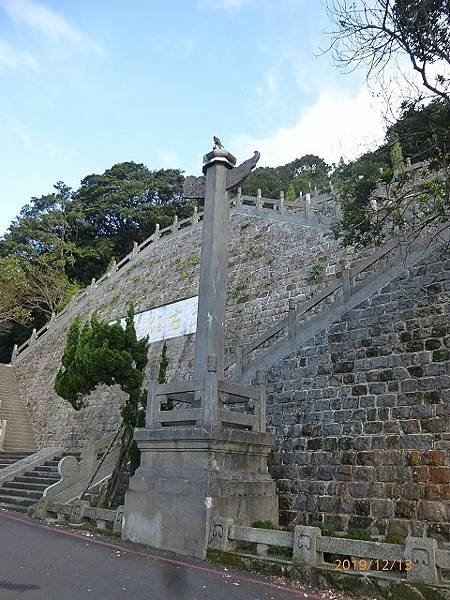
[0, 0, 387, 234]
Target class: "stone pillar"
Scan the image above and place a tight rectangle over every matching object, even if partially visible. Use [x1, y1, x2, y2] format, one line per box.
[406, 536, 438, 583]
[193, 147, 236, 382]
[293, 525, 322, 566]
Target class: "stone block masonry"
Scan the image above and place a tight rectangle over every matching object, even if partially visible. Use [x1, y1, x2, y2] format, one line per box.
[267, 249, 450, 542]
[14, 210, 350, 451]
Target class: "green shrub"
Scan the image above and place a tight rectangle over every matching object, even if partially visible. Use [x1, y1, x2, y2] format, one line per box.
[345, 528, 372, 541]
[384, 531, 406, 545]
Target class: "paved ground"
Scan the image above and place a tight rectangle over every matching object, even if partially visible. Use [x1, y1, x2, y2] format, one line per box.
[0, 510, 348, 600]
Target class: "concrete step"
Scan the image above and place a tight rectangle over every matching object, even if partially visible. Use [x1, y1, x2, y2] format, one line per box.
[23, 467, 58, 477]
[0, 493, 35, 507]
[14, 475, 59, 486]
[0, 487, 41, 500]
[6, 481, 48, 492]
[0, 502, 28, 514]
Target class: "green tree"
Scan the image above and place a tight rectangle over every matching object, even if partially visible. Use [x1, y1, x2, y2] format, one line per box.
[326, 0, 450, 102]
[0, 256, 32, 334]
[54, 305, 149, 507]
[241, 155, 331, 197]
[73, 162, 189, 281]
[0, 182, 81, 268]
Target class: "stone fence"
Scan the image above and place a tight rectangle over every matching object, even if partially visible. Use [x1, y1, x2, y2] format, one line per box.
[0, 399, 6, 452]
[11, 189, 325, 363]
[146, 369, 267, 431]
[209, 518, 450, 586]
[35, 497, 124, 533]
[43, 433, 120, 503]
[11, 157, 424, 365]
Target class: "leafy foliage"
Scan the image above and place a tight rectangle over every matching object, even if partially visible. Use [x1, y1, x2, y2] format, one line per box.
[326, 0, 450, 102]
[0, 161, 187, 360]
[0, 256, 32, 334]
[241, 155, 331, 197]
[54, 305, 149, 506]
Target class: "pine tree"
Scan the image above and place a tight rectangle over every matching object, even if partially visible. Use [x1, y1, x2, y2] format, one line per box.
[54, 304, 149, 507]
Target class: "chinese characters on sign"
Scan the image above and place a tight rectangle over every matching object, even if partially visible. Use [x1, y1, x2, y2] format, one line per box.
[119, 296, 198, 342]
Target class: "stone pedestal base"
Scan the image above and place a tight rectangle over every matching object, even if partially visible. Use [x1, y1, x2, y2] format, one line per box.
[122, 426, 278, 558]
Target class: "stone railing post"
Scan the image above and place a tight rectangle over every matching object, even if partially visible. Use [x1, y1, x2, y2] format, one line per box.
[204, 354, 219, 429]
[256, 188, 262, 210]
[90, 278, 96, 292]
[256, 369, 266, 433]
[11, 344, 18, 365]
[293, 526, 322, 566]
[109, 259, 117, 275]
[305, 192, 311, 219]
[279, 190, 285, 213]
[343, 264, 353, 298]
[192, 206, 199, 225]
[153, 223, 160, 241]
[30, 328, 37, 345]
[50, 311, 56, 325]
[235, 345, 243, 378]
[113, 506, 125, 533]
[208, 517, 235, 552]
[236, 187, 242, 207]
[145, 379, 157, 429]
[0, 419, 7, 451]
[406, 536, 438, 583]
[132, 241, 138, 257]
[172, 215, 179, 233]
[288, 299, 296, 338]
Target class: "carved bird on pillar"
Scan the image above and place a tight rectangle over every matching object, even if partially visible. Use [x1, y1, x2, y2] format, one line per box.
[213, 136, 223, 150]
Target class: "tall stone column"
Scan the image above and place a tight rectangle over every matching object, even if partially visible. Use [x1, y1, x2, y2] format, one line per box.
[193, 147, 236, 381]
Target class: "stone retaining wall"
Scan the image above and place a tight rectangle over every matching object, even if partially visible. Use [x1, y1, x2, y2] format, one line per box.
[267, 248, 450, 542]
[14, 211, 345, 450]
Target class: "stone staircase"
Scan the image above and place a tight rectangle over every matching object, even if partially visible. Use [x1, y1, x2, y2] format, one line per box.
[0, 455, 62, 514]
[228, 223, 450, 384]
[0, 452, 33, 470]
[0, 363, 37, 452]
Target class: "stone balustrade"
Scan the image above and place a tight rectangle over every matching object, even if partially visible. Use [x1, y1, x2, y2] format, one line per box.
[43, 433, 120, 503]
[146, 360, 267, 432]
[35, 497, 124, 533]
[209, 518, 449, 586]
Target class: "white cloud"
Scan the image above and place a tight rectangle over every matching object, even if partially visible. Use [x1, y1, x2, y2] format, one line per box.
[232, 86, 387, 167]
[0, 0, 102, 54]
[0, 38, 38, 70]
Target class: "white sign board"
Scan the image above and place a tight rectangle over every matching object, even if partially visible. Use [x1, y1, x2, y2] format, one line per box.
[120, 296, 198, 343]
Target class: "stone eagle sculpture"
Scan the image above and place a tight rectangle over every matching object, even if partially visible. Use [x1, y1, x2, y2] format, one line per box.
[183, 150, 260, 199]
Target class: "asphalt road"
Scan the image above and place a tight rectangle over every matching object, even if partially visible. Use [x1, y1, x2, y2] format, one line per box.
[0, 510, 336, 600]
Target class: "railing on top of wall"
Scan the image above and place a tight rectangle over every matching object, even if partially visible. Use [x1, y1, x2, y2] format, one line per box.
[223, 237, 399, 377]
[11, 157, 424, 363]
[11, 188, 338, 363]
[209, 518, 449, 585]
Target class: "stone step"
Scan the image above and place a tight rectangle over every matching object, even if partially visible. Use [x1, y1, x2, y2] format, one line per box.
[0, 502, 28, 514]
[14, 475, 59, 486]
[6, 481, 48, 492]
[32, 465, 58, 474]
[3, 448, 37, 453]
[0, 487, 42, 500]
[0, 493, 35, 507]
